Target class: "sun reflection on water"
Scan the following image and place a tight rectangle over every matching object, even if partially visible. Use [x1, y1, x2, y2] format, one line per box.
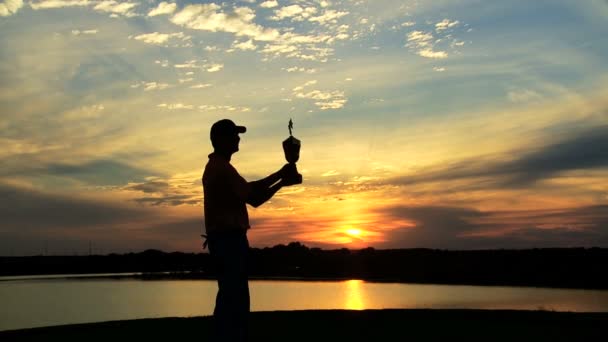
[344, 279, 365, 310]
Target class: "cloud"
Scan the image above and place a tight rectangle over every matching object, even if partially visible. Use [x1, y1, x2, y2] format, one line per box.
[174, 60, 198, 68]
[126, 180, 169, 193]
[29, 0, 89, 10]
[131, 31, 189, 45]
[124, 174, 201, 207]
[170, 4, 280, 41]
[433, 66, 446, 72]
[417, 48, 448, 59]
[292, 79, 317, 91]
[0, 183, 203, 255]
[43, 159, 157, 185]
[134, 195, 199, 206]
[147, 1, 176, 17]
[269, 5, 317, 21]
[322, 170, 340, 177]
[204, 63, 223, 72]
[0, 0, 23, 16]
[377, 204, 608, 249]
[406, 30, 433, 47]
[292, 80, 346, 109]
[190, 83, 212, 89]
[435, 18, 459, 32]
[390, 125, 608, 189]
[0, 183, 144, 230]
[259, 0, 278, 9]
[157, 103, 194, 110]
[260, 31, 336, 61]
[61, 104, 105, 120]
[131, 81, 171, 91]
[71, 29, 98, 35]
[308, 9, 349, 25]
[404, 19, 467, 61]
[499, 126, 608, 187]
[283, 67, 317, 73]
[271, 5, 304, 20]
[198, 104, 250, 112]
[233, 39, 257, 51]
[401, 21, 415, 27]
[172, 60, 223, 72]
[155, 59, 169, 67]
[93, 0, 139, 17]
[508, 89, 542, 103]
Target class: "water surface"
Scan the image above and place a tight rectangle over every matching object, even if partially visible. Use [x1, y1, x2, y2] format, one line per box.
[1, 276, 607, 331]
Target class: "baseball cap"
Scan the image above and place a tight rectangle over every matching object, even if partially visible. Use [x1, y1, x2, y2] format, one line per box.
[210, 119, 246, 142]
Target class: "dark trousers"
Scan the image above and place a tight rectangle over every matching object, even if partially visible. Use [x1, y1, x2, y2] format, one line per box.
[207, 231, 250, 342]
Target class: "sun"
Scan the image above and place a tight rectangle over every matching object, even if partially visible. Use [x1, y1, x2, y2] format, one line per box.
[345, 228, 362, 237]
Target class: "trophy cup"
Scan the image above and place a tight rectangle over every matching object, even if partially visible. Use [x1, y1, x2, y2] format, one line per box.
[282, 119, 303, 184]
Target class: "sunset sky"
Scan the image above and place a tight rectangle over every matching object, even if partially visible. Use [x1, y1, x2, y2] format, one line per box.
[1, 0, 607, 255]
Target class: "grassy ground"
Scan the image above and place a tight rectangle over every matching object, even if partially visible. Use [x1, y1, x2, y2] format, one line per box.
[1, 309, 606, 341]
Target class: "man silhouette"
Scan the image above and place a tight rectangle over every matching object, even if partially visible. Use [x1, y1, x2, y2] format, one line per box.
[202, 119, 299, 341]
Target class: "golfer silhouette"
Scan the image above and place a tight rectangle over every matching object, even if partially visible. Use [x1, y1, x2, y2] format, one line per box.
[202, 119, 300, 341]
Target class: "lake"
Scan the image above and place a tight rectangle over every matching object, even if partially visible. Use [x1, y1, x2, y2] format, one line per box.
[1, 274, 607, 331]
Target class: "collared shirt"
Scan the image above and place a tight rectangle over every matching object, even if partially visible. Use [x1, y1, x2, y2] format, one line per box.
[203, 152, 251, 234]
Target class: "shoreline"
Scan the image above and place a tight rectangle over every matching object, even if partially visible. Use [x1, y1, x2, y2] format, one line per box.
[1, 309, 605, 341]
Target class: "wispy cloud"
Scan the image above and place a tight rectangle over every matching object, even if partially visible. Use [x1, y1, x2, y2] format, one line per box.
[418, 49, 448, 59]
[435, 18, 459, 32]
[292, 80, 346, 110]
[125, 174, 201, 206]
[271, 5, 309, 21]
[389, 125, 608, 189]
[508, 89, 543, 103]
[259, 0, 278, 9]
[322, 170, 340, 177]
[3, 159, 159, 186]
[29, 0, 89, 10]
[204, 63, 223, 72]
[377, 204, 608, 249]
[131, 32, 190, 46]
[0, 0, 23, 16]
[93, 0, 140, 18]
[232, 39, 257, 51]
[308, 9, 349, 25]
[147, 1, 176, 17]
[190, 83, 212, 89]
[406, 30, 448, 59]
[131, 81, 171, 91]
[170, 4, 280, 41]
[71, 29, 98, 35]
[157, 103, 194, 110]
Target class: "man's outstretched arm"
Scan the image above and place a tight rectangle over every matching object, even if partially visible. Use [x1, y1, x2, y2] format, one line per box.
[246, 164, 296, 207]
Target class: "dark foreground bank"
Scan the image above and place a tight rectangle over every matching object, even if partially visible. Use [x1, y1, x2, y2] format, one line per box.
[1, 309, 606, 341]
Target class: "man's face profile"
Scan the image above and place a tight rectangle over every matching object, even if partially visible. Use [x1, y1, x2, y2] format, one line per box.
[215, 132, 240, 154]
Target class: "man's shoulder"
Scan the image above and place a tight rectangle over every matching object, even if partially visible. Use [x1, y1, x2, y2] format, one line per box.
[203, 154, 240, 180]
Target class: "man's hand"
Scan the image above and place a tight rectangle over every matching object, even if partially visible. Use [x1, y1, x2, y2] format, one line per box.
[280, 163, 302, 186]
[279, 163, 297, 179]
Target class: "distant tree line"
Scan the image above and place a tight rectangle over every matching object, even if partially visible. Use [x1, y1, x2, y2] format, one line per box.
[1, 242, 607, 289]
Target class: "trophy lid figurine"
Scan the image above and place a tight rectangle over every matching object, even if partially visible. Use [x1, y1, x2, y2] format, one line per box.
[282, 119, 303, 184]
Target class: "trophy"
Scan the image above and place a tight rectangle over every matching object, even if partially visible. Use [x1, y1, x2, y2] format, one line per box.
[282, 119, 303, 184]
